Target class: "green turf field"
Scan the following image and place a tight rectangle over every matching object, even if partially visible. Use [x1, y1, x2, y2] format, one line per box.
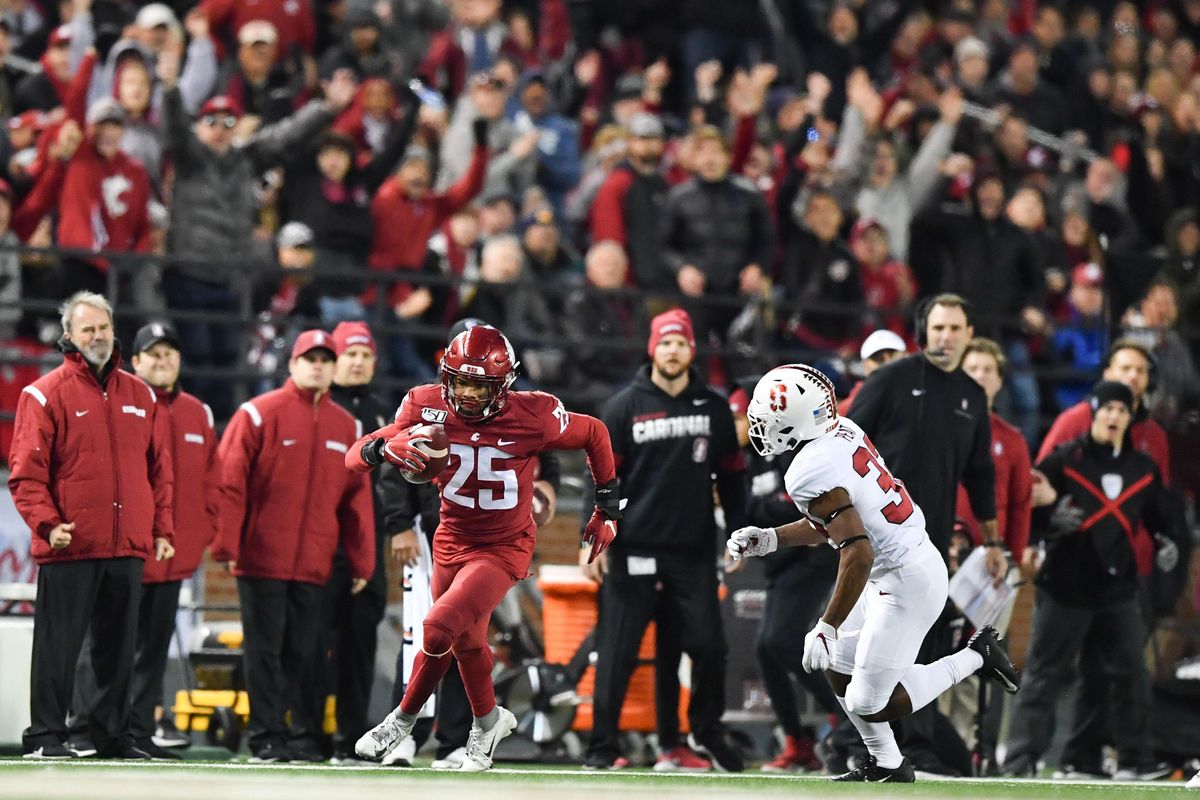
[0, 759, 1193, 800]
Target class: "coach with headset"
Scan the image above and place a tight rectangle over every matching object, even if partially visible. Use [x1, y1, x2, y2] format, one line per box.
[845, 292, 1006, 775]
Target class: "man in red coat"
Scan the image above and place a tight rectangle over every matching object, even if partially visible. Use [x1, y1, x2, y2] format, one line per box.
[9, 292, 174, 759]
[955, 337, 1033, 561]
[213, 330, 373, 763]
[56, 98, 152, 295]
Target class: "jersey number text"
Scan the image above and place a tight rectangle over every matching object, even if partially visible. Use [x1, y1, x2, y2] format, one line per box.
[852, 439, 915, 524]
[443, 444, 517, 510]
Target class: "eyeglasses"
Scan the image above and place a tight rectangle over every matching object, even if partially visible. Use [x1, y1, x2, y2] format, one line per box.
[201, 114, 238, 129]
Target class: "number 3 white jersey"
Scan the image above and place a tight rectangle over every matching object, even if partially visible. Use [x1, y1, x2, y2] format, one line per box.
[783, 417, 929, 574]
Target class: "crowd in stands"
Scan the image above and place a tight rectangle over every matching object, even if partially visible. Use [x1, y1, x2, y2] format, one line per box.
[0, 0, 1196, 435]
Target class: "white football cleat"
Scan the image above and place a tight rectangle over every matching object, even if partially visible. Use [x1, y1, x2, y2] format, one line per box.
[381, 736, 417, 767]
[458, 706, 517, 771]
[355, 710, 415, 761]
[431, 746, 467, 770]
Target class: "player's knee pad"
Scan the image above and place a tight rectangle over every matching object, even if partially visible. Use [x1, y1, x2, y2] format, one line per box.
[422, 605, 467, 657]
[844, 679, 889, 717]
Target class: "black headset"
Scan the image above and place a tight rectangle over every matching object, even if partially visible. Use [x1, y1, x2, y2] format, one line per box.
[913, 294, 975, 349]
[1103, 339, 1160, 395]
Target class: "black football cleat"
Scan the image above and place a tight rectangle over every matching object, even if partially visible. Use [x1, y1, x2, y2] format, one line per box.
[968, 625, 1021, 694]
[832, 755, 916, 782]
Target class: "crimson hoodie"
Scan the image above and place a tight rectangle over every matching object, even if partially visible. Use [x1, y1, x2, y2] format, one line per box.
[8, 343, 174, 565]
[213, 379, 374, 585]
[141, 385, 220, 584]
[57, 140, 152, 269]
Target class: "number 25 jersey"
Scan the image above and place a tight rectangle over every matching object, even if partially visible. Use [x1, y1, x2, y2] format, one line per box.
[784, 417, 929, 573]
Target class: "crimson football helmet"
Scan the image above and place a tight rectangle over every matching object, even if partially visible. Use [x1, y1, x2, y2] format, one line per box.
[440, 324, 519, 421]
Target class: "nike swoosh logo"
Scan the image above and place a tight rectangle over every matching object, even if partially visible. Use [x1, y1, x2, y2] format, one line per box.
[692, 398, 708, 405]
[282, 439, 297, 446]
[75, 410, 88, 417]
[498, 439, 516, 446]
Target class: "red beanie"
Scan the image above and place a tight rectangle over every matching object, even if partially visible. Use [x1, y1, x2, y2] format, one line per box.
[647, 308, 695, 357]
[331, 321, 377, 356]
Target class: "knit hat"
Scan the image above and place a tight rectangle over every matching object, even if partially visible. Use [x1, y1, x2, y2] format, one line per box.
[1089, 380, 1134, 415]
[647, 308, 695, 357]
[331, 321, 376, 356]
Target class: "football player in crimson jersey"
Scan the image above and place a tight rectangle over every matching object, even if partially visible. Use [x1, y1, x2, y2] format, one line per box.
[346, 324, 620, 770]
[727, 364, 1021, 783]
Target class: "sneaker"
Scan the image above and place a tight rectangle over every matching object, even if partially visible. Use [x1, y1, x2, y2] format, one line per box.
[104, 745, 153, 760]
[458, 706, 517, 771]
[153, 717, 190, 749]
[431, 747, 467, 770]
[134, 738, 182, 760]
[66, 738, 97, 758]
[687, 732, 745, 773]
[1052, 764, 1108, 780]
[654, 746, 712, 772]
[287, 739, 326, 763]
[23, 743, 80, 759]
[1113, 762, 1173, 781]
[382, 737, 418, 767]
[968, 625, 1021, 694]
[1188, 769, 1200, 789]
[248, 742, 290, 763]
[355, 709, 415, 761]
[582, 752, 631, 770]
[832, 754, 916, 782]
[762, 736, 820, 772]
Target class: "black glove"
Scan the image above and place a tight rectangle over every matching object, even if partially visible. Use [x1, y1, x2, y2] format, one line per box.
[472, 118, 489, 148]
[594, 478, 621, 520]
[360, 437, 387, 468]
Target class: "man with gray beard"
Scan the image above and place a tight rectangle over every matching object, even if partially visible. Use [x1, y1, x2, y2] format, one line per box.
[9, 291, 175, 759]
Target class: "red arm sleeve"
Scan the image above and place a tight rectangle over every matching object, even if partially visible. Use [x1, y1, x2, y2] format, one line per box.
[13, 159, 67, 241]
[338, 470, 375, 580]
[437, 146, 488, 219]
[7, 388, 63, 540]
[211, 405, 262, 564]
[203, 405, 221, 548]
[345, 391, 417, 472]
[1037, 404, 1086, 462]
[730, 113, 757, 175]
[64, 50, 98, 128]
[148, 395, 175, 543]
[1006, 435, 1032, 561]
[1147, 421, 1171, 487]
[542, 405, 616, 485]
[589, 170, 632, 247]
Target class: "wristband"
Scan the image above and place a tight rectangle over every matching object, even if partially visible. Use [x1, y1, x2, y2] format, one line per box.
[983, 541, 1004, 549]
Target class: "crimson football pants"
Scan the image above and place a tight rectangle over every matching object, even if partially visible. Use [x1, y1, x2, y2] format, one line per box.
[399, 558, 516, 718]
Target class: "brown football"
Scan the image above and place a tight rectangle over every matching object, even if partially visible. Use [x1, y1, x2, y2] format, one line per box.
[532, 485, 553, 526]
[400, 423, 450, 484]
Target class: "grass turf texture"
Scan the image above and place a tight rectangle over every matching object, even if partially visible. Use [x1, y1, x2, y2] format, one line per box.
[0, 759, 1192, 800]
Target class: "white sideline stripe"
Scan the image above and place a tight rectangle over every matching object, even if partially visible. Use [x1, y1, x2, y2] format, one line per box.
[239, 402, 262, 427]
[0, 761, 1173, 788]
[22, 385, 47, 407]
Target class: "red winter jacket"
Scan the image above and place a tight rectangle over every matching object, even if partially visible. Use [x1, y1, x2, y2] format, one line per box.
[8, 346, 174, 565]
[57, 141, 153, 269]
[142, 386, 220, 584]
[212, 379, 374, 585]
[1038, 400, 1170, 575]
[955, 412, 1033, 561]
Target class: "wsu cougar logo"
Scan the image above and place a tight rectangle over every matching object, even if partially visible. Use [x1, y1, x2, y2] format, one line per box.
[102, 174, 132, 217]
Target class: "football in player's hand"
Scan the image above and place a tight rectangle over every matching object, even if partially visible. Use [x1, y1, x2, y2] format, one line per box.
[532, 485, 553, 526]
[400, 423, 449, 484]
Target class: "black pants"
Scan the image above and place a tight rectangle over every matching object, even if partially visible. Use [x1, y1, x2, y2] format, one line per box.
[24, 558, 142, 754]
[1005, 590, 1149, 770]
[319, 558, 386, 754]
[1060, 580, 1155, 770]
[237, 577, 323, 752]
[394, 645, 471, 758]
[72, 579, 182, 742]
[756, 559, 840, 738]
[587, 554, 727, 759]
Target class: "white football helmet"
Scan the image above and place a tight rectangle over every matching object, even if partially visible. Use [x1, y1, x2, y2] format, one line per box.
[747, 364, 839, 456]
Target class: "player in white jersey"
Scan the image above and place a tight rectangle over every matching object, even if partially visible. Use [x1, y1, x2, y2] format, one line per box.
[727, 364, 1020, 782]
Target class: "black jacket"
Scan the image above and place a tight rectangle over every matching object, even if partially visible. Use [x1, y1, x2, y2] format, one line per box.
[846, 354, 996, 557]
[589, 365, 747, 560]
[659, 175, 772, 295]
[1034, 434, 1166, 607]
[330, 382, 409, 593]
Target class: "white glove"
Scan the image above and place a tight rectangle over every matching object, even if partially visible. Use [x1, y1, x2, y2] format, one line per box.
[727, 526, 778, 560]
[802, 619, 837, 673]
[1155, 533, 1179, 572]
